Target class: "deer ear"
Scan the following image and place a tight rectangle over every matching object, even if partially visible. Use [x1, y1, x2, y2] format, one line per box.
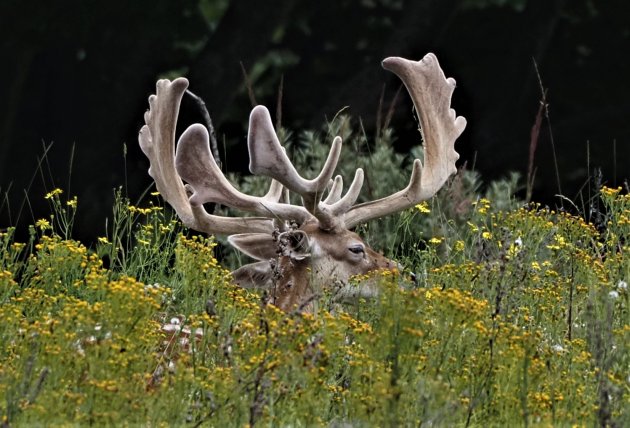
[278, 230, 311, 261]
[228, 233, 278, 261]
[231, 261, 273, 289]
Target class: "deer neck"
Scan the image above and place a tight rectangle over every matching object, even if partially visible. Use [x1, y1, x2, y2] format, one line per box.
[271, 256, 315, 311]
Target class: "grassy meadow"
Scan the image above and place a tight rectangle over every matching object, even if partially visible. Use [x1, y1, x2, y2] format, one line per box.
[0, 181, 628, 426]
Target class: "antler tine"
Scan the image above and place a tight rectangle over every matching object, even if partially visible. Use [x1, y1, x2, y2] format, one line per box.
[329, 168, 364, 215]
[315, 168, 364, 230]
[248, 106, 342, 213]
[344, 53, 467, 229]
[139, 78, 275, 235]
[322, 176, 344, 205]
[263, 179, 285, 202]
[175, 123, 314, 223]
[139, 79, 190, 217]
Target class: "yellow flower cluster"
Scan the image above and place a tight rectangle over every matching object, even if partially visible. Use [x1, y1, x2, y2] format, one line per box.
[415, 201, 431, 213]
[473, 198, 491, 214]
[127, 204, 162, 215]
[44, 188, 63, 199]
[1, 187, 628, 426]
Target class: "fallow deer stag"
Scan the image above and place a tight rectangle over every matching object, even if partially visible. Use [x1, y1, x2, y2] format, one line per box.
[139, 53, 466, 311]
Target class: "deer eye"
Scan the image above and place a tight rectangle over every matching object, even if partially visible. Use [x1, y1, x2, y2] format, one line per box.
[348, 244, 365, 255]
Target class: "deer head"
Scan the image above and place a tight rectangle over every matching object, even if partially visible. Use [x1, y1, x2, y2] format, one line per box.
[139, 53, 466, 311]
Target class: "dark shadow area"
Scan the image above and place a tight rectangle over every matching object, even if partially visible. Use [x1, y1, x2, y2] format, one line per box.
[1, 0, 628, 243]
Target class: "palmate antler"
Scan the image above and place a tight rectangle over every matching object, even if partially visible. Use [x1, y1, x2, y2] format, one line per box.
[344, 54, 467, 227]
[139, 53, 465, 236]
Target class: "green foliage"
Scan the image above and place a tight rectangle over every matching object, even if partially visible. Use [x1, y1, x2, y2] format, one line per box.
[0, 182, 628, 426]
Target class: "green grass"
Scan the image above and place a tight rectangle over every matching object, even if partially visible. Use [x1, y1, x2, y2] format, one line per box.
[0, 184, 628, 426]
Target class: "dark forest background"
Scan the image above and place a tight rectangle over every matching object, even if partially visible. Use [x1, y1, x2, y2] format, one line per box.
[1, 0, 628, 243]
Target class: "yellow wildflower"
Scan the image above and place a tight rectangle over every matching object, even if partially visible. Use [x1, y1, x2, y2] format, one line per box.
[415, 201, 431, 213]
[66, 196, 78, 208]
[45, 188, 63, 199]
[473, 198, 491, 214]
[467, 221, 479, 232]
[601, 186, 621, 198]
[35, 219, 51, 231]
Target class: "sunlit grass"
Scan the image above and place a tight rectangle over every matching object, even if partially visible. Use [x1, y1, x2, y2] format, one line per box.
[0, 186, 628, 426]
